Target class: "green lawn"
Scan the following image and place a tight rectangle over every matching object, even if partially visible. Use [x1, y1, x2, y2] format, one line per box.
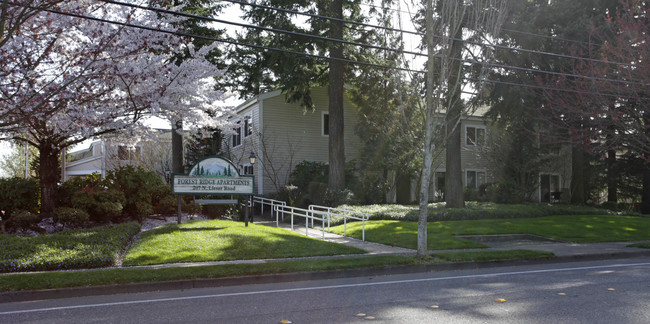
[0, 222, 140, 272]
[0, 250, 555, 292]
[336, 202, 607, 223]
[123, 219, 366, 266]
[628, 242, 650, 249]
[330, 215, 650, 250]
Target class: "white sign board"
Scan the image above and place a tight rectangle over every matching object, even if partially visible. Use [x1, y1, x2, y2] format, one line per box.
[172, 156, 254, 195]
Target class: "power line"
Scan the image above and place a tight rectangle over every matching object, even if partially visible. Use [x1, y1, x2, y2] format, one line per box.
[10, 2, 648, 101]
[101, 0, 426, 58]
[100, 0, 640, 88]
[38, 5, 423, 74]
[220, 0, 632, 67]
[357, 0, 603, 47]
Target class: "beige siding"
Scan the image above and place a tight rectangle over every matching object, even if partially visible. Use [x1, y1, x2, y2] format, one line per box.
[260, 87, 361, 194]
[225, 88, 362, 195]
[225, 101, 262, 194]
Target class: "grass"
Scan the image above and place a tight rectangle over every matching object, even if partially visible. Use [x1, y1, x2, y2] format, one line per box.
[0, 250, 555, 292]
[123, 219, 365, 266]
[0, 222, 140, 272]
[431, 249, 555, 263]
[335, 202, 608, 224]
[628, 242, 650, 249]
[329, 215, 650, 250]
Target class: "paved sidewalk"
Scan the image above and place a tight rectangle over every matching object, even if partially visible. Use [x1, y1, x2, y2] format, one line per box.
[254, 220, 416, 255]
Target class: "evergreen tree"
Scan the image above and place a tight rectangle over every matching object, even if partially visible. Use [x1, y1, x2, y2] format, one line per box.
[221, 0, 370, 190]
[474, 0, 620, 204]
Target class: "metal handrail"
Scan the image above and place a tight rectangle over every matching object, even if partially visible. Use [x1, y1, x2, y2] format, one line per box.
[273, 205, 330, 238]
[253, 196, 287, 226]
[308, 205, 369, 241]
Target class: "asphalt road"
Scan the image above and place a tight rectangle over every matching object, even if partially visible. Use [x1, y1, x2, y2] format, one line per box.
[2, 257, 649, 324]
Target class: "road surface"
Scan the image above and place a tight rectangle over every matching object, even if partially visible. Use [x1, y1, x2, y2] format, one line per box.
[1, 257, 649, 323]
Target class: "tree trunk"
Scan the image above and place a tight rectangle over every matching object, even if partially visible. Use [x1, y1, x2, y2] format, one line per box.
[39, 141, 61, 216]
[328, 0, 345, 191]
[570, 145, 586, 204]
[606, 149, 617, 203]
[172, 119, 183, 224]
[444, 18, 465, 209]
[417, 0, 436, 257]
[172, 119, 184, 174]
[641, 112, 650, 214]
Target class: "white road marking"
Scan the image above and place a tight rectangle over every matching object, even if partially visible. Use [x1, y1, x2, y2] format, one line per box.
[2, 261, 649, 316]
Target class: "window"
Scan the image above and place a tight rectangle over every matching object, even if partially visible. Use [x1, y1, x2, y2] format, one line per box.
[118, 146, 129, 160]
[241, 164, 254, 175]
[466, 126, 486, 146]
[232, 121, 242, 147]
[435, 171, 446, 201]
[540, 174, 561, 203]
[466, 170, 486, 189]
[322, 112, 329, 136]
[117, 146, 141, 161]
[244, 115, 253, 137]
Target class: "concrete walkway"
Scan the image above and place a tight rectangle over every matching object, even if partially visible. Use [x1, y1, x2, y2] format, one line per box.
[254, 220, 416, 255]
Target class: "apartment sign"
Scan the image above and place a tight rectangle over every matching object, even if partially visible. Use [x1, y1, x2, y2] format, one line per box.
[172, 156, 254, 195]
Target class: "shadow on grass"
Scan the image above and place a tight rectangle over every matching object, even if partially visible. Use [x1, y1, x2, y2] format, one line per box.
[124, 222, 366, 266]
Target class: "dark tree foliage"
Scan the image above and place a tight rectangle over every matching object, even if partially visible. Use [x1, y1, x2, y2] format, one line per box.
[475, 0, 620, 204]
[184, 126, 223, 169]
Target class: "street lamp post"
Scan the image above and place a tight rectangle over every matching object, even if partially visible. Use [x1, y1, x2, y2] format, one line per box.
[245, 152, 256, 227]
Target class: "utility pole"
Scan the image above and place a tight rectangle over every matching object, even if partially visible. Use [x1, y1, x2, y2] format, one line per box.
[172, 119, 184, 224]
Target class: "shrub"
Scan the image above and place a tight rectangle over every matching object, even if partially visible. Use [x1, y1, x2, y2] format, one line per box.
[289, 161, 328, 189]
[7, 210, 40, 232]
[154, 195, 178, 215]
[0, 177, 39, 221]
[54, 207, 89, 228]
[305, 181, 328, 206]
[277, 185, 303, 207]
[96, 201, 124, 222]
[181, 197, 202, 215]
[72, 188, 125, 223]
[349, 172, 387, 205]
[57, 173, 106, 208]
[486, 181, 522, 204]
[202, 204, 239, 219]
[106, 166, 165, 220]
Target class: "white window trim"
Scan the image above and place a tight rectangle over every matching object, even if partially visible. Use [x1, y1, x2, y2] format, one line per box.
[243, 114, 253, 138]
[322, 111, 329, 137]
[465, 169, 487, 189]
[232, 120, 242, 148]
[241, 163, 254, 175]
[465, 125, 487, 146]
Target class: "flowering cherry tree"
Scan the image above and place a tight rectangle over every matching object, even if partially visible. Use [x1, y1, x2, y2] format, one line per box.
[0, 0, 228, 214]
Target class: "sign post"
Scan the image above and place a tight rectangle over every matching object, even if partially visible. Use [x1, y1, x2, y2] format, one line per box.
[171, 156, 254, 224]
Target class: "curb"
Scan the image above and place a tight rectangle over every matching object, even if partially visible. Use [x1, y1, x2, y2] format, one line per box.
[2, 249, 649, 303]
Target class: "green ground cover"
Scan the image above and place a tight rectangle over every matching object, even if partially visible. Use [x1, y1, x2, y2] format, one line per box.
[0, 223, 140, 272]
[122, 219, 365, 266]
[334, 202, 607, 224]
[329, 215, 650, 250]
[628, 242, 650, 248]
